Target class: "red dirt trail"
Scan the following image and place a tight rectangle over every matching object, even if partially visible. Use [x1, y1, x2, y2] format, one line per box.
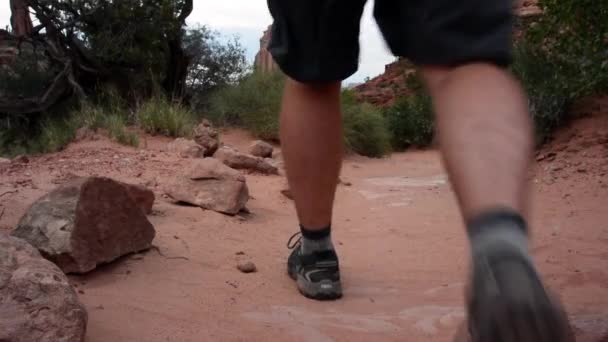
[1, 99, 607, 341]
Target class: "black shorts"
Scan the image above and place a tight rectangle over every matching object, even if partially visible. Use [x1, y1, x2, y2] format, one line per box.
[267, 0, 514, 83]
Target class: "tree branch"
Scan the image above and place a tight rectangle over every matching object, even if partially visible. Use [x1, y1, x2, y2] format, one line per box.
[177, 0, 193, 22]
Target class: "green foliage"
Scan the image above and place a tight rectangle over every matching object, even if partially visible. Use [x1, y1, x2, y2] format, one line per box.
[512, 0, 607, 143]
[384, 0, 608, 148]
[528, 0, 608, 95]
[342, 91, 391, 157]
[0, 99, 81, 156]
[20, 0, 195, 101]
[207, 71, 284, 140]
[71, 95, 139, 147]
[77, 103, 108, 131]
[0, 44, 56, 98]
[79, 0, 194, 95]
[383, 74, 434, 150]
[208, 74, 390, 157]
[185, 26, 248, 103]
[0, 114, 78, 156]
[511, 43, 572, 143]
[0, 98, 140, 157]
[37, 116, 79, 153]
[103, 114, 140, 147]
[136, 97, 195, 137]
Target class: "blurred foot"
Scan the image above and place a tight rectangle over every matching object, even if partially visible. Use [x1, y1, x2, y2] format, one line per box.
[466, 213, 572, 342]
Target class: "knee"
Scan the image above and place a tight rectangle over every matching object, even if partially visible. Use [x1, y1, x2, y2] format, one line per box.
[286, 77, 341, 96]
[420, 63, 508, 95]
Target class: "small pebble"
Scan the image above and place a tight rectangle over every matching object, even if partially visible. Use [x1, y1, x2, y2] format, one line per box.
[237, 261, 257, 274]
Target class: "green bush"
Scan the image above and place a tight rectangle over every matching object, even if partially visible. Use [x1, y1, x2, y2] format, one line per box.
[383, 74, 435, 150]
[70, 101, 139, 147]
[208, 74, 390, 157]
[76, 102, 107, 131]
[512, 42, 573, 143]
[342, 90, 391, 157]
[512, 0, 608, 143]
[207, 71, 284, 140]
[137, 97, 195, 137]
[0, 100, 142, 157]
[104, 114, 139, 147]
[0, 45, 57, 98]
[0, 114, 78, 156]
[36, 116, 79, 153]
[529, 0, 608, 95]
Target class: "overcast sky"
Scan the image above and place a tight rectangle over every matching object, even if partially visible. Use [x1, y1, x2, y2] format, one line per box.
[0, 0, 394, 82]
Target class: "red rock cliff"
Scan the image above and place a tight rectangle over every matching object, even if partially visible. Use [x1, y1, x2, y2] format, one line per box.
[254, 25, 279, 73]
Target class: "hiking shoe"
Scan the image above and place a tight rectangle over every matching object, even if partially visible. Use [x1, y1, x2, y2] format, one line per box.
[467, 247, 572, 342]
[286, 232, 342, 300]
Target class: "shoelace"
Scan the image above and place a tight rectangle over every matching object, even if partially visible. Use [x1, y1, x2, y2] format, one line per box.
[287, 231, 302, 249]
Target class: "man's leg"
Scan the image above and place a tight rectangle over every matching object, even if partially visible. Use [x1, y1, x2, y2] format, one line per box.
[280, 80, 343, 230]
[281, 79, 343, 300]
[422, 64, 570, 341]
[265, 0, 367, 301]
[422, 64, 532, 220]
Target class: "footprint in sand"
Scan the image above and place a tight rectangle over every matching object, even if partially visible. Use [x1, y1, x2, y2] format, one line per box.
[366, 175, 447, 188]
[244, 304, 465, 341]
[399, 305, 465, 336]
[243, 305, 400, 341]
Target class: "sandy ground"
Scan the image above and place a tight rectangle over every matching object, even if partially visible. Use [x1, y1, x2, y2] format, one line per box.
[1, 101, 608, 341]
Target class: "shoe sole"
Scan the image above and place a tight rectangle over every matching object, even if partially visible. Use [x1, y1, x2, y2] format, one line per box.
[288, 268, 343, 301]
[468, 255, 573, 342]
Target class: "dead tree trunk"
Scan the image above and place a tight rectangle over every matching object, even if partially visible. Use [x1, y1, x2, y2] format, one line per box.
[162, 0, 193, 99]
[10, 0, 33, 37]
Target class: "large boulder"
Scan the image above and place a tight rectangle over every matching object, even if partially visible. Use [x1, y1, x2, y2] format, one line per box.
[165, 158, 249, 215]
[0, 234, 87, 342]
[249, 140, 274, 158]
[193, 120, 220, 157]
[264, 157, 283, 171]
[119, 181, 155, 215]
[167, 138, 205, 158]
[214, 146, 279, 175]
[11, 177, 156, 274]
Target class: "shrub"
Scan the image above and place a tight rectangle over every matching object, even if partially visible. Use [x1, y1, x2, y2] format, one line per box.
[0, 44, 57, 99]
[208, 74, 390, 157]
[75, 102, 107, 131]
[383, 74, 435, 150]
[68, 101, 139, 147]
[512, 0, 608, 143]
[0, 112, 77, 156]
[137, 97, 195, 137]
[529, 0, 608, 95]
[36, 116, 79, 153]
[512, 42, 573, 143]
[342, 90, 391, 157]
[207, 71, 284, 140]
[103, 114, 139, 147]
